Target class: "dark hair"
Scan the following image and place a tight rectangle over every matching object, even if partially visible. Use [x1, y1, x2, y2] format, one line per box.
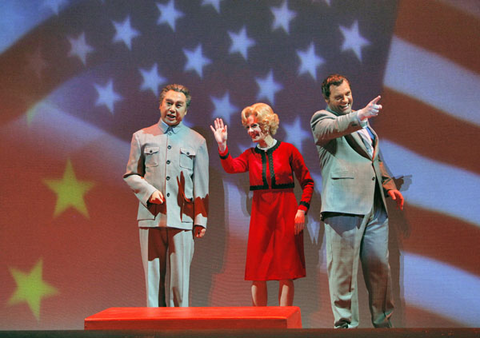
[321, 74, 349, 100]
[159, 84, 191, 107]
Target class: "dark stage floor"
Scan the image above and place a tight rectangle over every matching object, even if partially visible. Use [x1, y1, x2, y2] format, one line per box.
[1, 328, 479, 338]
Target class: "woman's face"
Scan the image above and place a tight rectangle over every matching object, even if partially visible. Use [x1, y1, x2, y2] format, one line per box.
[245, 115, 268, 144]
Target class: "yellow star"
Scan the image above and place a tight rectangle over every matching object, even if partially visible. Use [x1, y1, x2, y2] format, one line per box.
[43, 159, 95, 218]
[8, 259, 58, 320]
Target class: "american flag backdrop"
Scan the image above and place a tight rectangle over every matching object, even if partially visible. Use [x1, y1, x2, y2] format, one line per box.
[0, 0, 479, 330]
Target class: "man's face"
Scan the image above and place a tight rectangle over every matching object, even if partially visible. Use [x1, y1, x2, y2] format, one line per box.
[159, 90, 188, 126]
[325, 81, 353, 115]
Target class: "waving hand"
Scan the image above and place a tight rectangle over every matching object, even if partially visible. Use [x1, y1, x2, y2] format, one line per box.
[210, 118, 228, 152]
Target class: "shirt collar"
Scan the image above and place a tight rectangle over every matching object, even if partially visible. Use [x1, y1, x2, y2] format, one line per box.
[158, 119, 183, 134]
[326, 106, 342, 116]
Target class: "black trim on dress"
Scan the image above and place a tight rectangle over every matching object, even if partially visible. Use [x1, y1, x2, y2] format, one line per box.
[250, 142, 295, 191]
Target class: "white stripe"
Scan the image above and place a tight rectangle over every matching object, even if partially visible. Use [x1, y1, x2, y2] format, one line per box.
[380, 140, 480, 227]
[384, 36, 480, 126]
[0, 1, 57, 53]
[403, 252, 480, 326]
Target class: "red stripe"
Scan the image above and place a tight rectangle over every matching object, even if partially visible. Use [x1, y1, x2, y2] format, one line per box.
[375, 88, 480, 174]
[388, 203, 480, 276]
[394, 0, 480, 74]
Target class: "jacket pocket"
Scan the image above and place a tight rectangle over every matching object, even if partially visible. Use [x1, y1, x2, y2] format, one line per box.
[144, 146, 159, 167]
[331, 170, 354, 180]
[179, 148, 195, 170]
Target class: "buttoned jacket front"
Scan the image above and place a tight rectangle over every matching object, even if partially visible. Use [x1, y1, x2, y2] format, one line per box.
[124, 119, 209, 229]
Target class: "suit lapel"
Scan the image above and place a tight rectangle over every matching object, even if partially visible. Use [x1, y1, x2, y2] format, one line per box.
[347, 132, 371, 159]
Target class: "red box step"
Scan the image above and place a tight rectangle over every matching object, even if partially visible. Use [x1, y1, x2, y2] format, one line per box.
[84, 306, 302, 330]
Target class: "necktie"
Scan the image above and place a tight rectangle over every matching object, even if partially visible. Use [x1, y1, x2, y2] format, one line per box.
[357, 127, 374, 158]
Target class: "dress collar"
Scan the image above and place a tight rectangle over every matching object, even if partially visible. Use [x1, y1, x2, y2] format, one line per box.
[257, 139, 278, 151]
[254, 140, 281, 154]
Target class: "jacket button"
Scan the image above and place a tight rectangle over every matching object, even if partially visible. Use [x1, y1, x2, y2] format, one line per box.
[166, 176, 170, 180]
[167, 193, 170, 197]
[166, 160, 171, 164]
[167, 145, 172, 149]
[372, 177, 375, 181]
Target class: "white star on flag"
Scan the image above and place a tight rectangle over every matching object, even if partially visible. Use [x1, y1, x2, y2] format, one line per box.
[183, 44, 211, 78]
[255, 70, 283, 105]
[339, 20, 370, 61]
[211, 92, 238, 125]
[271, 1, 297, 34]
[112, 16, 140, 50]
[156, 0, 184, 31]
[297, 42, 324, 81]
[228, 26, 256, 60]
[201, 0, 223, 13]
[68, 32, 94, 66]
[139, 64, 167, 97]
[282, 116, 311, 153]
[94, 79, 123, 114]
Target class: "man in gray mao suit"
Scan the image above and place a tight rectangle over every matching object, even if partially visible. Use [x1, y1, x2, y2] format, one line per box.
[310, 74, 404, 328]
[124, 84, 209, 307]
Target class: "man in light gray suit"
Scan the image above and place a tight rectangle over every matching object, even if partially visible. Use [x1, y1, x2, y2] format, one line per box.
[124, 84, 209, 307]
[310, 74, 404, 328]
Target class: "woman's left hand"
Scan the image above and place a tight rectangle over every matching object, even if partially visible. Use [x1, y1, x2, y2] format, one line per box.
[294, 210, 305, 235]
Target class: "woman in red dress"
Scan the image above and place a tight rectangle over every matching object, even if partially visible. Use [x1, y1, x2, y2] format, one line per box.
[210, 103, 314, 306]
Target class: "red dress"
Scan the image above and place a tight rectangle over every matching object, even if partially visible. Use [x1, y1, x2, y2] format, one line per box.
[219, 141, 314, 280]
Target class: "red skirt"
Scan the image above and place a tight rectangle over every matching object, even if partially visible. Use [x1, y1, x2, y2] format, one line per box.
[245, 189, 306, 281]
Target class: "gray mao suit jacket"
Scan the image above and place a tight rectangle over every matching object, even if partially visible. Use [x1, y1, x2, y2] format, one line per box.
[124, 120, 209, 230]
[310, 108, 397, 216]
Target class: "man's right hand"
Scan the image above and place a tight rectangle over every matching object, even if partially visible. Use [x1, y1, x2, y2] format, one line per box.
[358, 95, 382, 121]
[149, 190, 164, 204]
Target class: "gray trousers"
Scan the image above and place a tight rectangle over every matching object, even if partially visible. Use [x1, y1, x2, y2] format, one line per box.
[139, 227, 194, 307]
[324, 195, 393, 328]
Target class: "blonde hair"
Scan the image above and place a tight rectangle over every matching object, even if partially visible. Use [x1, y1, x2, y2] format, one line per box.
[241, 103, 279, 135]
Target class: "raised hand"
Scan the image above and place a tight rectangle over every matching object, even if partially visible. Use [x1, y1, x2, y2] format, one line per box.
[358, 95, 382, 121]
[210, 118, 228, 152]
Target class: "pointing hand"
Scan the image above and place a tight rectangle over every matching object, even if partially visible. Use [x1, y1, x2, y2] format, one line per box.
[358, 96, 382, 121]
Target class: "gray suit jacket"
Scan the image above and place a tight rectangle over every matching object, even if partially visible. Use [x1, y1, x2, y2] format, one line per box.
[124, 119, 209, 229]
[310, 108, 397, 216]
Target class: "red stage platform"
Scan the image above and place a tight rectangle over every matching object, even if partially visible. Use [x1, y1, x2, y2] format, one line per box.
[84, 306, 302, 330]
